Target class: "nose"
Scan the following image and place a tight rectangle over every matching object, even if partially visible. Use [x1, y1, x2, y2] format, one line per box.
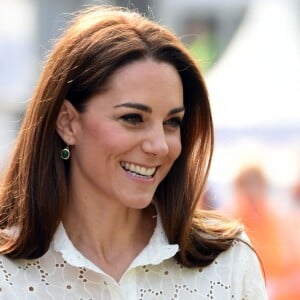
[141, 125, 169, 157]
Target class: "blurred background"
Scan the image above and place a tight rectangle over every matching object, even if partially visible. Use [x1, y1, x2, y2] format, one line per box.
[0, 0, 300, 298]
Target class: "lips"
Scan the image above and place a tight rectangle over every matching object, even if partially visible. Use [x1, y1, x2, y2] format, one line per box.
[120, 161, 157, 178]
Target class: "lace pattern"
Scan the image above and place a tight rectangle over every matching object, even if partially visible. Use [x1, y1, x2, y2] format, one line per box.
[0, 219, 267, 299]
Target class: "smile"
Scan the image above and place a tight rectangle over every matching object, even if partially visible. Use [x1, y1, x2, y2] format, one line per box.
[120, 161, 157, 178]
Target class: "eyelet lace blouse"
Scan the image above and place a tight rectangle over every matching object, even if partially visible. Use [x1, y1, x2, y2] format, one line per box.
[0, 215, 267, 299]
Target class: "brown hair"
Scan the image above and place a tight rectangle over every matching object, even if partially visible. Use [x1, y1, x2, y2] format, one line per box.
[0, 6, 242, 266]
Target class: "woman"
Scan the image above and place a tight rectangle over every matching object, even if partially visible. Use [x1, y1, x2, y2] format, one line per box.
[0, 6, 267, 299]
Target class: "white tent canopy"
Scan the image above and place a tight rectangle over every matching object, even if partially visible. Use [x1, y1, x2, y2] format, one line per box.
[206, 0, 300, 130]
[206, 0, 300, 188]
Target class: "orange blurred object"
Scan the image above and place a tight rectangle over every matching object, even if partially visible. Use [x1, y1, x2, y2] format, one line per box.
[225, 165, 300, 300]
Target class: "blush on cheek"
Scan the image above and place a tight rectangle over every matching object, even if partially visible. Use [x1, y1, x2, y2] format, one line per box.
[172, 142, 182, 161]
[83, 116, 142, 164]
[166, 134, 182, 161]
[87, 121, 127, 146]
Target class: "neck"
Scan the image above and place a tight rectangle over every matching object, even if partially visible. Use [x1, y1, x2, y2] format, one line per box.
[62, 192, 156, 281]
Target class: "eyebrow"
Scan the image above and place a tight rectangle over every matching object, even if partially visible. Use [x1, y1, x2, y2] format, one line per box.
[114, 102, 152, 113]
[113, 102, 185, 116]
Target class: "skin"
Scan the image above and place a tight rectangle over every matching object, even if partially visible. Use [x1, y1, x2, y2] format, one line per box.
[56, 59, 184, 281]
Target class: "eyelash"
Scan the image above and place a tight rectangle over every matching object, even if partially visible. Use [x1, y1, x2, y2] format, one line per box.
[120, 113, 143, 125]
[164, 117, 182, 128]
[120, 114, 182, 128]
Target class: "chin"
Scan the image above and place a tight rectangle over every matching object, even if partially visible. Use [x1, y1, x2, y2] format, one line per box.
[126, 198, 153, 210]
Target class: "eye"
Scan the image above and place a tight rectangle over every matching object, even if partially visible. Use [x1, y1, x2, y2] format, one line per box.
[120, 113, 143, 125]
[164, 117, 182, 129]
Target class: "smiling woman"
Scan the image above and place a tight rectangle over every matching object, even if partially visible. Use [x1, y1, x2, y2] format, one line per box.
[0, 5, 267, 299]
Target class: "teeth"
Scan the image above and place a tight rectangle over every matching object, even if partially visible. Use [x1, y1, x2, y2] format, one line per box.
[145, 168, 154, 176]
[121, 162, 156, 177]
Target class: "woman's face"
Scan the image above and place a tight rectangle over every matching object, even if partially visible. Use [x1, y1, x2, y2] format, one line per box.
[69, 59, 184, 209]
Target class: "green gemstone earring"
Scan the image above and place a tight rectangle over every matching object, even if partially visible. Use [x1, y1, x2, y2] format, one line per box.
[61, 145, 70, 160]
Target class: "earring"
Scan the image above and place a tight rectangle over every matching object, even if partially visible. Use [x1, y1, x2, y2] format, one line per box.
[60, 145, 70, 160]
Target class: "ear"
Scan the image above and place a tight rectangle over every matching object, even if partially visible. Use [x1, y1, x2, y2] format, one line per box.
[56, 100, 80, 145]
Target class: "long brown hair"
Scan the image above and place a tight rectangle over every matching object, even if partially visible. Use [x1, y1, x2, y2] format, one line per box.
[0, 6, 242, 265]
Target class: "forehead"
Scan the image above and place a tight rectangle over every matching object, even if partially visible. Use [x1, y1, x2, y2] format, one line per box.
[110, 59, 183, 99]
[87, 59, 184, 111]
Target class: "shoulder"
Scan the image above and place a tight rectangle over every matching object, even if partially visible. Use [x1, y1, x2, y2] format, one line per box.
[0, 253, 23, 298]
[207, 231, 267, 299]
[178, 231, 266, 298]
[217, 232, 260, 271]
[137, 233, 267, 299]
[0, 246, 64, 299]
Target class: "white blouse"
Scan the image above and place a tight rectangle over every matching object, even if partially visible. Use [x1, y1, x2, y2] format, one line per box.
[0, 216, 267, 299]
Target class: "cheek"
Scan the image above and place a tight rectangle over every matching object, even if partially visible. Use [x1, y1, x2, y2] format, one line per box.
[83, 120, 127, 150]
[168, 135, 182, 161]
[86, 120, 111, 139]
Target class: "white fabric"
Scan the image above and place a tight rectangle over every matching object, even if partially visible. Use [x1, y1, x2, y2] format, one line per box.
[0, 215, 267, 299]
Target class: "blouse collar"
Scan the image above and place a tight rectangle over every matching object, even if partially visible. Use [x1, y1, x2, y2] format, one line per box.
[52, 212, 179, 274]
